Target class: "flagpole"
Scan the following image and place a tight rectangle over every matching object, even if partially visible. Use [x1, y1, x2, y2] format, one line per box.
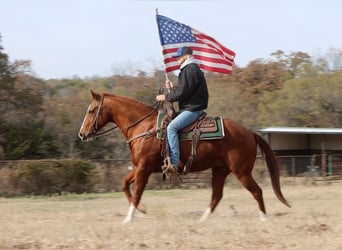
[156, 9, 171, 89]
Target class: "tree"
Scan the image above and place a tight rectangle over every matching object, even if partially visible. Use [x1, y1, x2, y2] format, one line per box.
[237, 59, 287, 95]
[320, 47, 342, 71]
[0, 34, 17, 117]
[258, 69, 342, 127]
[0, 35, 58, 159]
[270, 50, 312, 78]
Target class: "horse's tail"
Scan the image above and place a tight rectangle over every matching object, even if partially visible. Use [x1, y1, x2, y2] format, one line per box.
[253, 133, 291, 207]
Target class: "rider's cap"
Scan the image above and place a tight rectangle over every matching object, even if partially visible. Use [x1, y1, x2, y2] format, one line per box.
[172, 46, 193, 58]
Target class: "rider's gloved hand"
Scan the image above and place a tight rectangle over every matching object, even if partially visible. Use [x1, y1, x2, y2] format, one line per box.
[165, 79, 174, 91]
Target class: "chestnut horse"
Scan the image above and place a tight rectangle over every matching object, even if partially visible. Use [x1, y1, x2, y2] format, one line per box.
[78, 90, 290, 223]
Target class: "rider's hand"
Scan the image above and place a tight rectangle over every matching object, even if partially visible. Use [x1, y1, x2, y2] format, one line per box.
[156, 94, 166, 102]
[165, 79, 174, 90]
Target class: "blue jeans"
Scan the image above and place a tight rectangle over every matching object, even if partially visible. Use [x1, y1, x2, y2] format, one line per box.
[167, 110, 203, 166]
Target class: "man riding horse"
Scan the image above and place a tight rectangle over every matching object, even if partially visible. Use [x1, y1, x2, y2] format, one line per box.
[156, 46, 209, 176]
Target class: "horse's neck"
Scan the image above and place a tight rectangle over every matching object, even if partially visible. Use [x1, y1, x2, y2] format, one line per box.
[106, 95, 155, 130]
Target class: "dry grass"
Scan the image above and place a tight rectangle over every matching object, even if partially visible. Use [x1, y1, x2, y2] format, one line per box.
[0, 182, 341, 250]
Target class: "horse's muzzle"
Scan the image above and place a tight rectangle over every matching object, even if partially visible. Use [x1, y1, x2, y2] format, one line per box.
[78, 132, 86, 141]
[78, 132, 93, 142]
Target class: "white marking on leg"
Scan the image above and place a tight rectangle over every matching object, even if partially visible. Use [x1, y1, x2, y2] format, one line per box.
[122, 203, 135, 224]
[199, 207, 211, 222]
[259, 210, 267, 222]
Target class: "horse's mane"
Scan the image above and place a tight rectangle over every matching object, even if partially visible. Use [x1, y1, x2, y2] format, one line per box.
[103, 92, 154, 112]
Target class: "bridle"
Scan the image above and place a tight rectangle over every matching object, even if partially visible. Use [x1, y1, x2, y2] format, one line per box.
[88, 94, 161, 141]
[91, 95, 105, 133]
[88, 94, 112, 138]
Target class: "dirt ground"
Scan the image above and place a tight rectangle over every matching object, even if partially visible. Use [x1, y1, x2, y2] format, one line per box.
[0, 181, 341, 250]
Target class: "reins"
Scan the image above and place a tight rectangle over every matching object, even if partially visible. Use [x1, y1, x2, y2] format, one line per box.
[92, 124, 118, 138]
[92, 96, 161, 140]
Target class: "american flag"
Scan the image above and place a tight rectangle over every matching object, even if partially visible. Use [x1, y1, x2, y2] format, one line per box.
[156, 14, 235, 74]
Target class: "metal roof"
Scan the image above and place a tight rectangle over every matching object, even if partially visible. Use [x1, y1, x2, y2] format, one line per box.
[259, 127, 342, 134]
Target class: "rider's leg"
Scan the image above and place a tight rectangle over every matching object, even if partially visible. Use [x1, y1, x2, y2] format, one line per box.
[167, 110, 203, 167]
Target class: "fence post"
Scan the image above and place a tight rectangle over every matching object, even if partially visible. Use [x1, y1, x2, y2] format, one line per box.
[321, 142, 326, 176]
[291, 157, 296, 177]
[328, 155, 333, 176]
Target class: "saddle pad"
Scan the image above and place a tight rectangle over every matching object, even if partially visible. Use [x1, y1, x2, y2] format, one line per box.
[156, 111, 225, 141]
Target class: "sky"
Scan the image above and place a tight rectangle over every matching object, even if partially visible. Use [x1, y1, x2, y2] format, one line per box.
[0, 0, 341, 79]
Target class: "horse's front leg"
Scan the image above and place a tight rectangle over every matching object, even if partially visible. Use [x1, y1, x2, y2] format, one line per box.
[121, 168, 136, 204]
[122, 165, 151, 224]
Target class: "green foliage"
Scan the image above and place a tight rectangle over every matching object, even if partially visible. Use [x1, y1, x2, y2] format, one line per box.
[258, 70, 342, 127]
[0, 35, 16, 90]
[0, 121, 59, 160]
[0, 159, 94, 196]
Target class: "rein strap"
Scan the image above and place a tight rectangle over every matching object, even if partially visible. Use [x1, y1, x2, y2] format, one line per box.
[93, 99, 161, 140]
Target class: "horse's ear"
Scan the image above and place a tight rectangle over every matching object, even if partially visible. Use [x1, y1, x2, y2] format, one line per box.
[90, 90, 101, 101]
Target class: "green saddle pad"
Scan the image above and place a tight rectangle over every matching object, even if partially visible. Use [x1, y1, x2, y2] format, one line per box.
[156, 111, 225, 141]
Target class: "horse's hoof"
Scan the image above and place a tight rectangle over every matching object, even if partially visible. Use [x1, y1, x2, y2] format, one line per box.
[259, 211, 267, 222]
[138, 204, 147, 214]
[122, 218, 132, 224]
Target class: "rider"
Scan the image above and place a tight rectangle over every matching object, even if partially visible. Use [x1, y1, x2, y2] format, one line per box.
[156, 46, 209, 176]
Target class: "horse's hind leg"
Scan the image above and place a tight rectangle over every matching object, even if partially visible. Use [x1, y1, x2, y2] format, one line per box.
[200, 166, 230, 222]
[237, 173, 267, 221]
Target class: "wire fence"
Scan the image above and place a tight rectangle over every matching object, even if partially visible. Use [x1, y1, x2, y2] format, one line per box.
[0, 154, 341, 196]
[274, 154, 342, 177]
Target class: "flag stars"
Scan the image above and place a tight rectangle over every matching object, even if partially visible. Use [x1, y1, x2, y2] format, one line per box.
[157, 14, 235, 74]
[158, 16, 196, 45]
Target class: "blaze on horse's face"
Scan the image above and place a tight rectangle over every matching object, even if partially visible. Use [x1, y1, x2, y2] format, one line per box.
[78, 91, 104, 142]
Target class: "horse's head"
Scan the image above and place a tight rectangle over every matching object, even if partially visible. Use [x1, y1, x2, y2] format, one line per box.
[78, 90, 107, 142]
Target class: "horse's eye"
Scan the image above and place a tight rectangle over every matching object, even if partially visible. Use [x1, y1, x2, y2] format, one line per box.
[88, 108, 96, 114]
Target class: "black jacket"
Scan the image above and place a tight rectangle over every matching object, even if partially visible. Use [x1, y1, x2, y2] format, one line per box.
[166, 63, 209, 112]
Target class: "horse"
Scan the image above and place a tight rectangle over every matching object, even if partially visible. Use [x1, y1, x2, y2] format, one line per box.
[78, 90, 290, 223]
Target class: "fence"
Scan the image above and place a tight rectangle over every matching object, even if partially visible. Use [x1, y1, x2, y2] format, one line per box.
[275, 154, 342, 177]
[0, 154, 341, 196]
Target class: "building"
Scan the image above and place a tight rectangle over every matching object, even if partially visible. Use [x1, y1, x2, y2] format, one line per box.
[259, 127, 342, 176]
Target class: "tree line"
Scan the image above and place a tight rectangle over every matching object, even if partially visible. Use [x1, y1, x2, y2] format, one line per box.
[1, 34, 341, 160]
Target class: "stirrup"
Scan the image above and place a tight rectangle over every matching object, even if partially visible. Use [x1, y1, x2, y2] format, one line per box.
[161, 157, 182, 182]
[161, 165, 182, 183]
[162, 157, 177, 176]
[162, 165, 178, 177]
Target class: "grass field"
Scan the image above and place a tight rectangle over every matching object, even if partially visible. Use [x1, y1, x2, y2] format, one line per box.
[0, 182, 341, 250]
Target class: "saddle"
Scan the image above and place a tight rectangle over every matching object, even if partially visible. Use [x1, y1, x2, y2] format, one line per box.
[164, 103, 217, 134]
[156, 111, 224, 141]
[157, 109, 225, 176]
[180, 112, 218, 133]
